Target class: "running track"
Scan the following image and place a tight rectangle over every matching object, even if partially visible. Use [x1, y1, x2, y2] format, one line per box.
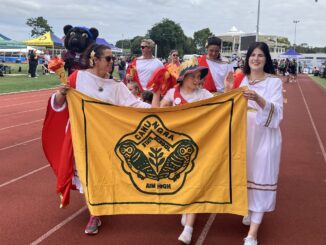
[0, 75, 325, 244]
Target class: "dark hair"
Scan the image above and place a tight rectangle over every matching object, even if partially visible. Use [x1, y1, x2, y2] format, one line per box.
[206, 36, 222, 48]
[142, 90, 153, 104]
[243, 42, 275, 75]
[81, 43, 111, 69]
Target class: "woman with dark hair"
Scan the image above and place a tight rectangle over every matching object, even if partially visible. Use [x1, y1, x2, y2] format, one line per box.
[45, 43, 160, 236]
[226, 42, 283, 245]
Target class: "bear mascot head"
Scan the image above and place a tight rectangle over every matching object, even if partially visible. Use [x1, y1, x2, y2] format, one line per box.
[62, 25, 99, 75]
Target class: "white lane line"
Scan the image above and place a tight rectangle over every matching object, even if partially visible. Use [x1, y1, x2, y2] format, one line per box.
[30, 206, 87, 245]
[0, 100, 46, 109]
[0, 108, 44, 118]
[297, 81, 326, 162]
[0, 137, 40, 151]
[0, 165, 49, 188]
[195, 214, 216, 245]
[0, 88, 55, 97]
[0, 119, 43, 131]
[0, 93, 52, 102]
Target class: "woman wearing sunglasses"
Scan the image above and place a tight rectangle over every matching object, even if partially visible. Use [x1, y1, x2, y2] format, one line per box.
[126, 39, 163, 91]
[167, 49, 180, 66]
[43, 43, 161, 236]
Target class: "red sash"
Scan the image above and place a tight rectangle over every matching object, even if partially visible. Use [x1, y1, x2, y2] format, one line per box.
[126, 58, 143, 91]
[233, 71, 246, 88]
[173, 85, 188, 105]
[198, 55, 217, 93]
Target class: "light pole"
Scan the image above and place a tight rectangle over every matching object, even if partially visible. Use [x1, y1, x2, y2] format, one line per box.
[293, 20, 300, 51]
[121, 34, 124, 55]
[256, 0, 261, 42]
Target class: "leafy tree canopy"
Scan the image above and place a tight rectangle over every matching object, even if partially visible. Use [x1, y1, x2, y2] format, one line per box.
[26, 16, 53, 37]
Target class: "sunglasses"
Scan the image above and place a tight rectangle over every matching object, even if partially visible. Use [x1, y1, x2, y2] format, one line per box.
[141, 46, 149, 49]
[101, 56, 115, 62]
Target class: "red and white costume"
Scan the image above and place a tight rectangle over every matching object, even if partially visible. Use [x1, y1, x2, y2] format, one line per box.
[163, 85, 213, 106]
[126, 57, 163, 91]
[42, 70, 150, 207]
[198, 55, 233, 93]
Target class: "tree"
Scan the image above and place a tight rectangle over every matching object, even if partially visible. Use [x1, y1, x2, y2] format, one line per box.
[193, 28, 213, 54]
[116, 39, 132, 49]
[148, 18, 187, 58]
[26, 17, 52, 37]
[183, 37, 197, 55]
[130, 36, 146, 56]
[276, 37, 290, 46]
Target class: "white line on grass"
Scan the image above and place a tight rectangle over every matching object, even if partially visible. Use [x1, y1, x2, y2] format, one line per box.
[30, 206, 87, 245]
[0, 137, 40, 151]
[0, 165, 49, 188]
[297, 81, 326, 162]
[0, 119, 43, 131]
[195, 214, 216, 245]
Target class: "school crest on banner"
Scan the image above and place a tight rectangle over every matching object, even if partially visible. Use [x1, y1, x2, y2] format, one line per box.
[67, 87, 248, 216]
[115, 115, 198, 195]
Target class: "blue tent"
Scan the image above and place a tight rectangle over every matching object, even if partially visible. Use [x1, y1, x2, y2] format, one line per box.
[96, 38, 122, 53]
[279, 49, 302, 58]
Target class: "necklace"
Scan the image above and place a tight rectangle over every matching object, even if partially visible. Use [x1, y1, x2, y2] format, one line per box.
[248, 74, 270, 85]
[95, 81, 104, 92]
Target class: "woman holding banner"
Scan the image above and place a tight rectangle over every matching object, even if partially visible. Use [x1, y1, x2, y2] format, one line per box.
[43, 43, 160, 235]
[226, 42, 283, 245]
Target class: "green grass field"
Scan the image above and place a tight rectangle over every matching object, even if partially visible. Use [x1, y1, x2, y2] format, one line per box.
[309, 75, 326, 89]
[0, 63, 120, 94]
[0, 63, 60, 94]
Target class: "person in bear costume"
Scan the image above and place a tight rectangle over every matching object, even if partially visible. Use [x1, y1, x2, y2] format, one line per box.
[63, 25, 99, 75]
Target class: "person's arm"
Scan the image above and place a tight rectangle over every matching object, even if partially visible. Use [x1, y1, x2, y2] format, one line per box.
[245, 78, 283, 128]
[151, 89, 161, 108]
[54, 84, 70, 108]
[243, 89, 266, 109]
[223, 71, 234, 92]
[160, 99, 173, 107]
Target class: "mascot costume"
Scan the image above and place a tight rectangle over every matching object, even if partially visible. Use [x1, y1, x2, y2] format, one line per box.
[63, 25, 99, 75]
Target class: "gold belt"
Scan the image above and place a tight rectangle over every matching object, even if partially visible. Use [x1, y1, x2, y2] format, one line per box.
[247, 107, 258, 112]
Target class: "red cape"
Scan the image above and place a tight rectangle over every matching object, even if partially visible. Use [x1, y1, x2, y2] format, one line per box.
[126, 58, 144, 91]
[42, 71, 78, 207]
[198, 55, 217, 93]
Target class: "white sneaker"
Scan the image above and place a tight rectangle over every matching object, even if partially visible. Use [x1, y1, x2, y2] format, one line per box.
[181, 214, 186, 226]
[178, 230, 192, 244]
[244, 236, 257, 245]
[242, 215, 251, 226]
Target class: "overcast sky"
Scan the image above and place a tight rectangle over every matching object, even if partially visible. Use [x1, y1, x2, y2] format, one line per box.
[1, 0, 325, 47]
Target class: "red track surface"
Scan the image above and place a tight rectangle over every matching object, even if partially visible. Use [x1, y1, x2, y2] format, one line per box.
[0, 76, 325, 245]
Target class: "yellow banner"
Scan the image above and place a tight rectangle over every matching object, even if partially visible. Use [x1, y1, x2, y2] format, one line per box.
[67, 87, 248, 216]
